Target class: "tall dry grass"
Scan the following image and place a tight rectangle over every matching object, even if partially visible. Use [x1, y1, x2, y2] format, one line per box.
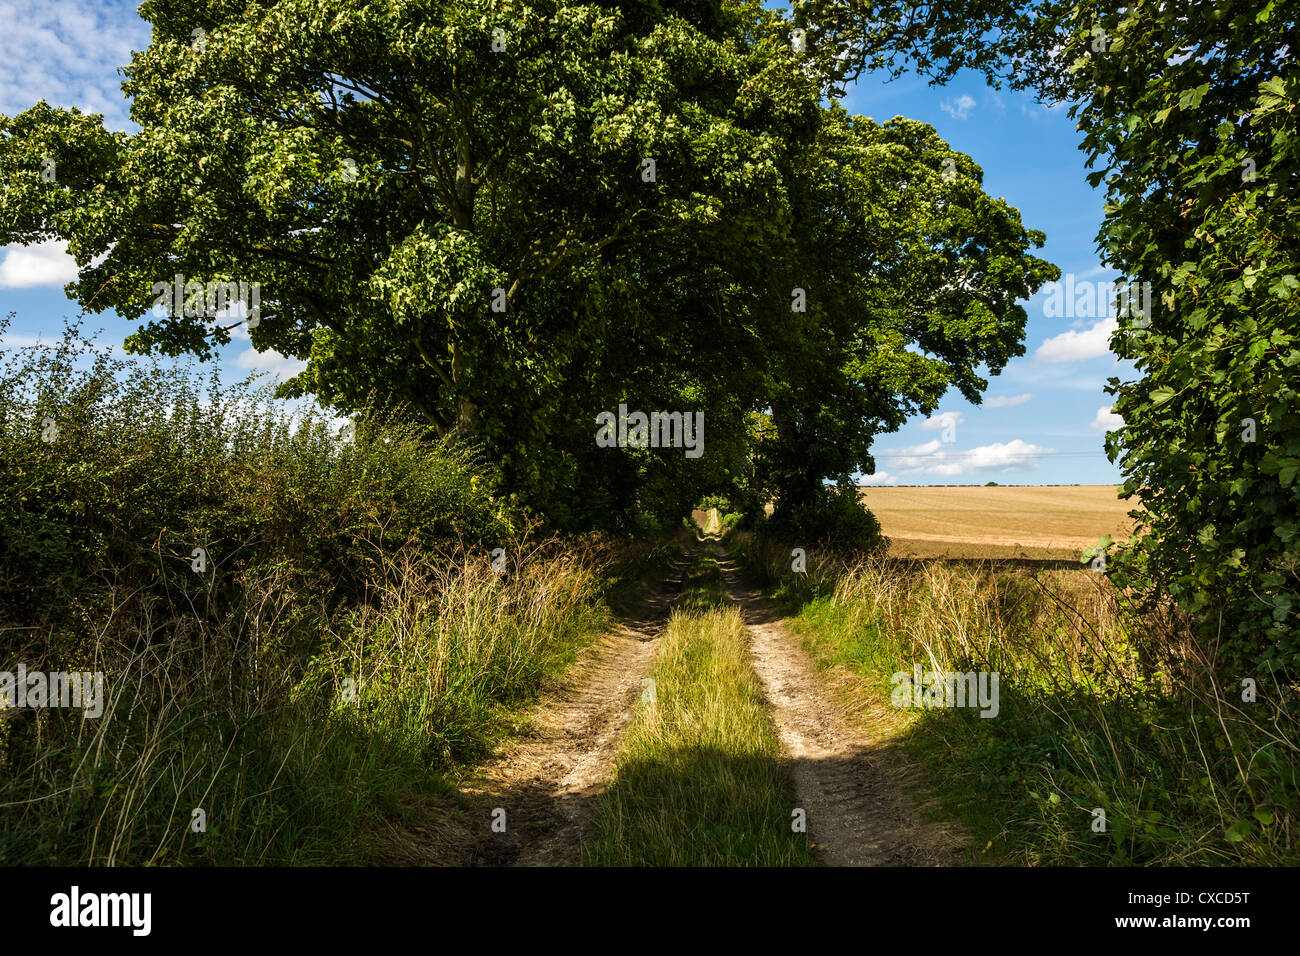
[0, 541, 609, 865]
[727, 528, 1299, 864]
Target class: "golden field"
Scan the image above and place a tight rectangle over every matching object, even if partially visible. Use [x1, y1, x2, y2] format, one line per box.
[859, 484, 1137, 561]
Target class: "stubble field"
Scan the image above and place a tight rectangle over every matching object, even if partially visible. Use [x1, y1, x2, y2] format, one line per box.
[859, 485, 1137, 561]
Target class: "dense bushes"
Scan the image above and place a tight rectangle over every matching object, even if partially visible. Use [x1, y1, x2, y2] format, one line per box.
[0, 322, 624, 864]
[0, 319, 518, 631]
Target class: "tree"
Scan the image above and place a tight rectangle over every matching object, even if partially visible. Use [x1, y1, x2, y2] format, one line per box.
[1, 0, 1057, 538]
[1, 0, 813, 528]
[1068, 1, 1300, 670]
[755, 108, 1057, 520]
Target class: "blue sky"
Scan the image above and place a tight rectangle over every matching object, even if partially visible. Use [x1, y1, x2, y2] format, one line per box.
[0, 0, 1130, 485]
[838, 69, 1132, 485]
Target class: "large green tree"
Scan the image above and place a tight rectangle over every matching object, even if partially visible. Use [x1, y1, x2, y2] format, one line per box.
[757, 107, 1057, 518]
[1, 0, 807, 527]
[1, 0, 1056, 535]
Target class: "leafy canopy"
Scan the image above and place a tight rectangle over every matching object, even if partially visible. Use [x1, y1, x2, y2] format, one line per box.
[2, 0, 1056, 534]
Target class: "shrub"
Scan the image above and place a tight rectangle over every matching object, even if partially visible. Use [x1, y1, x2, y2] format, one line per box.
[0, 317, 517, 631]
[761, 483, 885, 551]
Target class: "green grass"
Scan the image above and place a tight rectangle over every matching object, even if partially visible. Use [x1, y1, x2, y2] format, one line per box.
[582, 554, 817, 866]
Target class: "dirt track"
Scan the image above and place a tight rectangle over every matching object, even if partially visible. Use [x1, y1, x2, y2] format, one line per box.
[396, 537, 958, 866]
[711, 540, 964, 866]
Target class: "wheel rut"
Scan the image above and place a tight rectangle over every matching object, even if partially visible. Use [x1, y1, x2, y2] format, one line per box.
[454, 547, 695, 866]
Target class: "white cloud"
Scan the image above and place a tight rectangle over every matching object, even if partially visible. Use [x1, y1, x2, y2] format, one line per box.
[984, 393, 1033, 408]
[0, 331, 49, 347]
[233, 347, 307, 382]
[860, 471, 898, 485]
[0, 239, 80, 288]
[1091, 405, 1124, 432]
[879, 439, 955, 475]
[960, 440, 1050, 471]
[0, 0, 148, 130]
[876, 439, 1052, 477]
[1035, 316, 1117, 363]
[1000, 361, 1118, 390]
[940, 94, 977, 120]
[919, 410, 964, 431]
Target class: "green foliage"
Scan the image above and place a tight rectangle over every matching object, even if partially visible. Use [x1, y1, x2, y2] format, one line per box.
[0, 542, 611, 865]
[762, 483, 885, 551]
[791, 0, 1056, 96]
[753, 109, 1058, 511]
[1056, 1, 1300, 671]
[696, 493, 732, 513]
[0, 0, 809, 530]
[0, 0, 1058, 532]
[0, 318, 515, 628]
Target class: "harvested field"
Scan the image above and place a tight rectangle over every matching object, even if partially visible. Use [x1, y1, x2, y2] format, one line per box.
[859, 485, 1137, 561]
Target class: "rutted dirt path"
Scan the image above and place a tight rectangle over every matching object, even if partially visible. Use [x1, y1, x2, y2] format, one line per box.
[709, 540, 965, 866]
[451, 548, 694, 866]
[387, 537, 958, 867]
